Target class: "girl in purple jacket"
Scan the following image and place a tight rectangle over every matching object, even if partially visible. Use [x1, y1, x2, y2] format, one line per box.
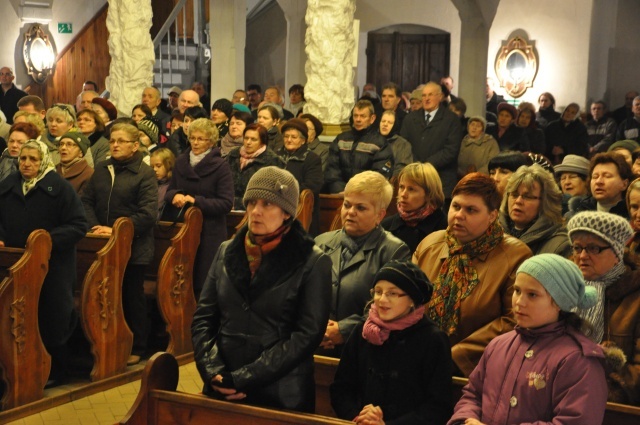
[449, 254, 608, 425]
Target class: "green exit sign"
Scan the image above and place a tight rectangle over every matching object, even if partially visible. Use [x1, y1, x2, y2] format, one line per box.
[58, 23, 72, 34]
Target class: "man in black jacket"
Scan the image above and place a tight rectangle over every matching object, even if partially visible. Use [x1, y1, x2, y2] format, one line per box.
[0, 67, 27, 124]
[324, 99, 393, 193]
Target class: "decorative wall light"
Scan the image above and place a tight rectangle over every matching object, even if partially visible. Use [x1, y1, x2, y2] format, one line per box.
[495, 35, 538, 98]
[23, 24, 56, 84]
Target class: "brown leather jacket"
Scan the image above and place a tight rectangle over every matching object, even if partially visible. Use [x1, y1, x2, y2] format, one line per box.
[413, 229, 532, 376]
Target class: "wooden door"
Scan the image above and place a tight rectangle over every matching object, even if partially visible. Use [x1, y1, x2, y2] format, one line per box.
[366, 32, 450, 92]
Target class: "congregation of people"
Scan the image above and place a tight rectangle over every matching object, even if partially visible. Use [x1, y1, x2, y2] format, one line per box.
[1, 63, 640, 424]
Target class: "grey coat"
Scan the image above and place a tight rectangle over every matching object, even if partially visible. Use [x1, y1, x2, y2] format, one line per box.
[499, 213, 571, 257]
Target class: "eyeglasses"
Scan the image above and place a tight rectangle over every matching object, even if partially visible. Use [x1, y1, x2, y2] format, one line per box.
[571, 245, 612, 255]
[508, 192, 541, 201]
[189, 137, 210, 143]
[0, 72, 13, 77]
[283, 134, 301, 141]
[109, 138, 135, 145]
[370, 288, 408, 301]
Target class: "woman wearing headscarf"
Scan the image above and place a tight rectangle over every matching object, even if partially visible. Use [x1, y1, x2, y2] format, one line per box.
[378, 110, 413, 178]
[0, 140, 88, 385]
[300, 113, 329, 171]
[413, 173, 532, 377]
[545, 103, 589, 164]
[567, 211, 640, 405]
[192, 167, 331, 412]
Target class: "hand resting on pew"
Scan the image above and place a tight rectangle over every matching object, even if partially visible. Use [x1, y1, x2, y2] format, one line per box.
[354, 404, 384, 425]
[91, 225, 112, 235]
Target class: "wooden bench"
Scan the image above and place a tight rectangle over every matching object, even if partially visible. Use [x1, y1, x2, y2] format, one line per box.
[119, 352, 352, 425]
[76, 217, 134, 382]
[146, 207, 203, 356]
[0, 230, 52, 410]
[318, 194, 343, 235]
[313, 356, 640, 425]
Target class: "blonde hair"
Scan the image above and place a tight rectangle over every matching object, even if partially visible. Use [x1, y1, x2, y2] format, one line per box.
[45, 104, 76, 126]
[13, 111, 46, 136]
[344, 171, 393, 212]
[110, 123, 140, 142]
[188, 118, 219, 144]
[398, 162, 445, 209]
[150, 148, 175, 180]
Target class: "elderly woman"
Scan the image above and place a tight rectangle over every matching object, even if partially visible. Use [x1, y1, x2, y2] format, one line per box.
[457, 116, 499, 177]
[210, 98, 233, 139]
[91, 97, 118, 127]
[299, 113, 329, 171]
[0, 122, 40, 183]
[192, 166, 331, 412]
[487, 102, 529, 152]
[45, 104, 76, 165]
[82, 122, 157, 365]
[0, 140, 88, 385]
[227, 123, 284, 210]
[330, 261, 453, 424]
[77, 108, 109, 165]
[378, 110, 413, 177]
[516, 102, 546, 154]
[499, 163, 571, 257]
[608, 139, 639, 167]
[167, 106, 208, 156]
[381, 162, 447, 252]
[545, 102, 589, 164]
[488, 150, 531, 196]
[165, 118, 234, 295]
[567, 152, 632, 220]
[567, 211, 640, 405]
[219, 110, 253, 157]
[413, 173, 532, 376]
[554, 154, 591, 215]
[55, 131, 93, 194]
[257, 104, 283, 150]
[315, 171, 411, 356]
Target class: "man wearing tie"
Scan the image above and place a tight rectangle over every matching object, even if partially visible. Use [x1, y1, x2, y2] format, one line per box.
[400, 81, 462, 204]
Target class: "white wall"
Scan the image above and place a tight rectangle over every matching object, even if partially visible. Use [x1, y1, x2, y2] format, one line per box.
[488, 0, 594, 110]
[607, 0, 640, 110]
[354, 0, 461, 92]
[1, 0, 107, 89]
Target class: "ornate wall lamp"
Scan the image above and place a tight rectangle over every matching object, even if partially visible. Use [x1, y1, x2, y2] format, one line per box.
[23, 24, 56, 84]
[495, 35, 538, 98]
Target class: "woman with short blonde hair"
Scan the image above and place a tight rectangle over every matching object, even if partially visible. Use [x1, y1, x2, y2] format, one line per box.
[344, 170, 393, 212]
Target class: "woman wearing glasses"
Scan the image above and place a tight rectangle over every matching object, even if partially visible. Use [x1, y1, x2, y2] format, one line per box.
[413, 173, 531, 377]
[498, 163, 571, 257]
[330, 260, 453, 425]
[82, 123, 157, 365]
[44, 104, 76, 165]
[567, 211, 640, 405]
[165, 118, 233, 297]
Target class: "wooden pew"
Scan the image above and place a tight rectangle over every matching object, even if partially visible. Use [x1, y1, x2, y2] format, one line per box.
[0, 230, 52, 410]
[76, 217, 134, 382]
[318, 194, 343, 234]
[314, 356, 640, 425]
[119, 352, 352, 425]
[146, 207, 203, 356]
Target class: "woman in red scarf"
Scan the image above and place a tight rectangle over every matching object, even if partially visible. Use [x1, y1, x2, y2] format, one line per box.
[381, 162, 447, 252]
[192, 166, 331, 412]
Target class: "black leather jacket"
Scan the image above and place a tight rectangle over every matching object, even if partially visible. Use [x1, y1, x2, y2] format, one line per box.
[192, 220, 331, 412]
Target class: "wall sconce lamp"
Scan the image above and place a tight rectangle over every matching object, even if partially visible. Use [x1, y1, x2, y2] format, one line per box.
[23, 24, 56, 84]
[495, 35, 538, 98]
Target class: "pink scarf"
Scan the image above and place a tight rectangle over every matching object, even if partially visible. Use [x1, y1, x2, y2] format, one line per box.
[397, 202, 436, 227]
[239, 145, 267, 170]
[362, 303, 426, 345]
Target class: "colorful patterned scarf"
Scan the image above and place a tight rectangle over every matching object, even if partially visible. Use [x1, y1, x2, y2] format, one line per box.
[362, 304, 426, 345]
[428, 220, 504, 335]
[397, 202, 436, 227]
[244, 224, 290, 278]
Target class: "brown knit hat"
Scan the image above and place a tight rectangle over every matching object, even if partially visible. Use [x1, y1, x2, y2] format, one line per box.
[497, 102, 517, 120]
[243, 166, 299, 217]
[92, 98, 118, 121]
[281, 118, 308, 140]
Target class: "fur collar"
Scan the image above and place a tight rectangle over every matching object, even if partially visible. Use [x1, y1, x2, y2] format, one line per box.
[224, 220, 316, 299]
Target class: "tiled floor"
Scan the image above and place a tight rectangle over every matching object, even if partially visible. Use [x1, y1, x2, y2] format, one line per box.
[5, 361, 204, 425]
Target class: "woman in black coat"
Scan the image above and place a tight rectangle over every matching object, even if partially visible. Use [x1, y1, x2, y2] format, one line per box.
[381, 162, 447, 252]
[192, 167, 331, 412]
[165, 118, 234, 296]
[227, 123, 284, 209]
[0, 140, 88, 384]
[330, 261, 453, 424]
[275, 118, 323, 235]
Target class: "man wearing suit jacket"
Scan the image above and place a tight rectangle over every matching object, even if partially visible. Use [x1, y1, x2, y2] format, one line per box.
[400, 81, 462, 201]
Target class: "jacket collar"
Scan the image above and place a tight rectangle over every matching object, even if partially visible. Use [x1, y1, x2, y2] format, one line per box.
[106, 150, 144, 173]
[175, 147, 224, 177]
[606, 267, 640, 301]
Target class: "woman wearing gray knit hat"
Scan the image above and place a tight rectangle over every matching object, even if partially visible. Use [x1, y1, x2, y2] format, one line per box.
[192, 166, 331, 412]
[331, 260, 453, 424]
[55, 131, 93, 193]
[449, 253, 608, 425]
[567, 210, 640, 405]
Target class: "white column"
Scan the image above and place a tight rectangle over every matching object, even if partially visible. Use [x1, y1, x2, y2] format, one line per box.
[277, 0, 307, 92]
[210, 0, 246, 101]
[304, 0, 356, 124]
[451, 0, 499, 118]
[105, 0, 155, 117]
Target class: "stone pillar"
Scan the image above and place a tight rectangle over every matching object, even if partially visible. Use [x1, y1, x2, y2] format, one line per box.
[277, 0, 307, 92]
[451, 0, 499, 118]
[105, 0, 155, 117]
[304, 0, 356, 124]
[210, 0, 246, 101]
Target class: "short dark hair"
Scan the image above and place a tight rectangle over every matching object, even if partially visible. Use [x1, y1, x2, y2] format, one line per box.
[244, 123, 268, 146]
[488, 151, 531, 173]
[17, 95, 45, 112]
[288, 84, 304, 97]
[449, 98, 467, 115]
[247, 84, 262, 94]
[184, 106, 208, 120]
[230, 110, 254, 126]
[84, 80, 99, 92]
[132, 104, 153, 118]
[452, 172, 502, 211]
[381, 82, 401, 97]
[539, 92, 556, 107]
[589, 152, 634, 184]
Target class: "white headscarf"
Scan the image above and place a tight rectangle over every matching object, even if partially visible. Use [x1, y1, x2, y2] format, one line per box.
[20, 139, 55, 194]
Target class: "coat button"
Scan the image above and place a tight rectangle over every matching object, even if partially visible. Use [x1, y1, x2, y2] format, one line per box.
[510, 396, 518, 407]
[524, 350, 534, 359]
[242, 303, 249, 311]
